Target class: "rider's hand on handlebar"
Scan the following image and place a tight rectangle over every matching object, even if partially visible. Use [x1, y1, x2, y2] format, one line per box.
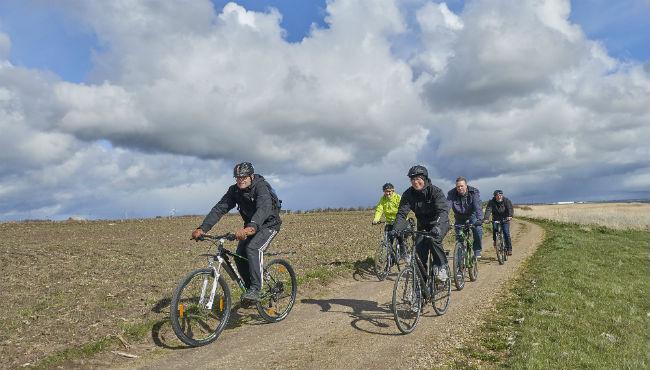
[483, 219, 490, 224]
[191, 228, 205, 241]
[235, 226, 256, 241]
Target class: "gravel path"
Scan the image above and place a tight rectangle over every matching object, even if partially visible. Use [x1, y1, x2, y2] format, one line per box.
[124, 219, 543, 369]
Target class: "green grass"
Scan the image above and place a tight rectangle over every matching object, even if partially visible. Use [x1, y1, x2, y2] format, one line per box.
[458, 219, 650, 369]
[30, 337, 115, 370]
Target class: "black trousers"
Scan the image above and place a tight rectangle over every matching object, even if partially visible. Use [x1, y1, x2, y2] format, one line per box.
[235, 227, 278, 290]
[415, 221, 449, 277]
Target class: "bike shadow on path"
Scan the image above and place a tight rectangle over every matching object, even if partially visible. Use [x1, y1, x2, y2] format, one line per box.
[301, 298, 401, 336]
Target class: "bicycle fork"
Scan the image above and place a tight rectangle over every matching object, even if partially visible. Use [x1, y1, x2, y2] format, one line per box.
[200, 257, 224, 310]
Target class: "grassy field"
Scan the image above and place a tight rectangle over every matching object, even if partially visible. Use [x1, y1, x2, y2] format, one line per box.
[1, 210, 459, 369]
[515, 202, 650, 230]
[456, 219, 650, 369]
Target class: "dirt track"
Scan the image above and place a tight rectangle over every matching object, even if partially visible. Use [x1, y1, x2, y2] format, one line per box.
[123, 219, 543, 369]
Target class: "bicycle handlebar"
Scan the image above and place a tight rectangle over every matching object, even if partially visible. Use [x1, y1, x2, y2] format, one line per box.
[192, 233, 237, 242]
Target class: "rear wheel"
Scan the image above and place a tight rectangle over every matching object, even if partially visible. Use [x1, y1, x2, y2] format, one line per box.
[257, 259, 297, 323]
[170, 268, 231, 347]
[392, 266, 421, 334]
[432, 264, 451, 315]
[374, 241, 390, 281]
[453, 242, 466, 291]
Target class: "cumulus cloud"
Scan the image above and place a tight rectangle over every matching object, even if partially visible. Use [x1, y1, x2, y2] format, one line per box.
[0, 0, 648, 220]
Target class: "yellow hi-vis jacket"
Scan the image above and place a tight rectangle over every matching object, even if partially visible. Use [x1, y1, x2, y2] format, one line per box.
[373, 193, 401, 223]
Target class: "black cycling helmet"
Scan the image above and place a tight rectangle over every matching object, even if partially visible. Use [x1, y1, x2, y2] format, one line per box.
[493, 189, 503, 196]
[233, 162, 254, 177]
[407, 165, 428, 179]
[382, 183, 394, 191]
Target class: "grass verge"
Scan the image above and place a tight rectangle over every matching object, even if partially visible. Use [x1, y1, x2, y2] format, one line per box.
[455, 219, 650, 369]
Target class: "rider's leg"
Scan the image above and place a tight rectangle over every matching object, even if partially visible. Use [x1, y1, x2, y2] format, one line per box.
[503, 222, 512, 251]
[470, 215, 483, 257]
[235, 239, 252, 289]
[492, 221, 498, 247]
[244, 227, 278, 291]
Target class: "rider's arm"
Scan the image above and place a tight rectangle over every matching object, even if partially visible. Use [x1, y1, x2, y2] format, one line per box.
[433, 187, 450, 224]
[506, 198, 514, 218]
[473, 189, 484, 221]
[483, 200, 493, 222]
[248, 181, 274, 232]
[199, 186, 237, 232]
[373, 198, 384, 223]
[392, 193, 411, 233]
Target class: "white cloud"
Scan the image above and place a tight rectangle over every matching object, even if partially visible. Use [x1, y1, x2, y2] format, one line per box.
[0, 0, 648, 220]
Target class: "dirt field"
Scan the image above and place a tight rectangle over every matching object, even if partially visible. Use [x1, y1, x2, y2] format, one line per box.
[0, 212, 539, 369]
[515, 202, 650, 230]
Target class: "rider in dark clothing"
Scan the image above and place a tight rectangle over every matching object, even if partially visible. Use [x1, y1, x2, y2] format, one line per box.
[483, 190, 514, 254]
[447, 177, 484, 258]
[393, 165, 450, 281]
[192, 162, 281, 302]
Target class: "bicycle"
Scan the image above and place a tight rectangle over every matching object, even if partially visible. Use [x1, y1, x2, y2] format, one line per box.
[392, 228, 451, 334]
[170, 233, 297, 347]
[373, 220, 413, 281]
[493, 220, 508, 265]
[452, 220, 479, 291]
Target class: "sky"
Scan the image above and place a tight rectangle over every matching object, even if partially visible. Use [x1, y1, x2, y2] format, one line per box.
[0, 0, 648, 221]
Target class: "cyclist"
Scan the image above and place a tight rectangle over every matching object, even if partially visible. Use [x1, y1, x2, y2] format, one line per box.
[191, 162, 282, 302]
[392, 165, 450, 281]
[483, 190, 514, 255]
[447, 177, 484, 259]
[372, 182, 404, 257]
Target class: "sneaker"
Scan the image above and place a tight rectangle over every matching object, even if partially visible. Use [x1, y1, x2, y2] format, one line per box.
[242, 288, 261, 302]
[474, 251, 482, 260]
[507, 250, 512, 256]
[436, 268, 448, 282]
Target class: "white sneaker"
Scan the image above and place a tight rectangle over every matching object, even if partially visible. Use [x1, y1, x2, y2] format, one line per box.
[436, 268, 448, 282]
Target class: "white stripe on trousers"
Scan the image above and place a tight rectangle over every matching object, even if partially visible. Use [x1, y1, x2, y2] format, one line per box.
[258, 229, 277, 288]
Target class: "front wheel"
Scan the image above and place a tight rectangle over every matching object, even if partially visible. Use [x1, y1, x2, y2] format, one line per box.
[468, 252, 479, 281]
[496, 233, 505, 265]
[256, 259, 297, 323]
[432, 264, 451, 315]
[374, 241, 390, 281]
[392, 266, 422, 334]
[170, 268, 232, 347]
[453, 242, 466, 291]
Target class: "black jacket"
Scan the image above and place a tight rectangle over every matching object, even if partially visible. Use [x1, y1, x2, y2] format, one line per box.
[199, 174, 281, 232]
[483, 197, 514, 221]
[394, 179, 450, 233]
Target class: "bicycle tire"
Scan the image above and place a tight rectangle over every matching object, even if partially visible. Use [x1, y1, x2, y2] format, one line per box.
[469, 253, 479, 281]
[256, 259, 297, 323]
[170, 268, 232, 347]
[374, 240, 390, 281]
[452, 241, 466, 291]
[496, 232, 505, 265]
[392, 266, 421, 334]
[432, 264, 451, 315]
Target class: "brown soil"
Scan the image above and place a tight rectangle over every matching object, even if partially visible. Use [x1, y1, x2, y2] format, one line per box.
[115, 219, 544, 369]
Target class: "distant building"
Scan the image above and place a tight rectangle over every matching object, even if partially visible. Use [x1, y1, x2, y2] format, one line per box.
[555, 201, 575, 205]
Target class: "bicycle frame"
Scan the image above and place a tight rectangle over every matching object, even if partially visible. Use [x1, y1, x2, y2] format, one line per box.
[405, 231, 437, 300]
[457, 223, 474, 267]
[199, 235, 249, 309]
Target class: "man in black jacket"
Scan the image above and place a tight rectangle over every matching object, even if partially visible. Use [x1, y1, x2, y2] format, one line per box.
[483, 190, 514, 255]
[191, 162, 281, 302]
[393, 165, 450, 281]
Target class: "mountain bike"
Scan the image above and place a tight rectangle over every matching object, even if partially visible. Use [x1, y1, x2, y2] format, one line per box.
[373, 220, 413, 281]
[493, 220, 508, 265]
[392, 228, 451, 334]
[452, 220, 479, 291]
[170, 233, 297, 347]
